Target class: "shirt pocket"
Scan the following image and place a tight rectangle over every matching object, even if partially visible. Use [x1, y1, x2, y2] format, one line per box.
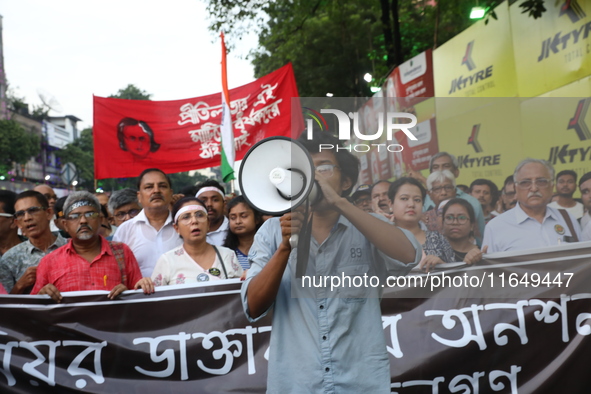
[337, 264, 370, 303]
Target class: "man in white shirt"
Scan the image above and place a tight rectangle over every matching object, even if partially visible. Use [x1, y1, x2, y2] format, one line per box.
[113, 168, 182, 277]
[548, 170, 584, 219]
[195, 180, 229, 246]
[484, 159, 582, 253]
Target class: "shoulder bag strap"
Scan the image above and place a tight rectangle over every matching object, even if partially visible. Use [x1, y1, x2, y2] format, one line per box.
[558, 209, 579, 243]
[108, 241, 127, 285]
[212, 246, 229, 279]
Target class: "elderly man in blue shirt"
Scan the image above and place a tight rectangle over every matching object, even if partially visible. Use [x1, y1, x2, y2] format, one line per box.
[241, 131, 421, 393]
[483, 159, 582, 253]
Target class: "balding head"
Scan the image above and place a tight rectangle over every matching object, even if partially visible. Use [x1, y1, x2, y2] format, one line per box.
[33, 185, 57, 209]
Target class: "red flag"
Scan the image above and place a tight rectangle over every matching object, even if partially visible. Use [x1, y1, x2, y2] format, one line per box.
[93, 63, 301, 179]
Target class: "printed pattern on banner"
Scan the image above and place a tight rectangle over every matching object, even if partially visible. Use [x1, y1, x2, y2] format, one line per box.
[93, 63, 302, 179]
[1, 244, 590, 393]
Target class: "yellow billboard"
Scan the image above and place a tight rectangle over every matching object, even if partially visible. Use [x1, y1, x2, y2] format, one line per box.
[520, 94, 591, 179]
[433, 3, 518, 98]
[511, 0, 591, 97]
[436, 99, 523, 187]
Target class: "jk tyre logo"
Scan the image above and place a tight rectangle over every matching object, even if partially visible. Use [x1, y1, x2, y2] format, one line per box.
[467, 124, 483, 153]
[567, 98, 591, 141]
[461, 41, 476, 71]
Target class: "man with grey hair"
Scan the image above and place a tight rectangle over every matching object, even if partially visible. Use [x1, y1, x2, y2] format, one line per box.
[108, 188, 142, 228]
[407, 152, 460, 187]
[483, 159, 582, 253]
[31, 191, 154, 302]
[425, 170, 485, 245]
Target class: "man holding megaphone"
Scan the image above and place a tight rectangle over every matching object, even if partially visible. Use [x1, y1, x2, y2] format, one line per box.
[241, 131, 422, 393]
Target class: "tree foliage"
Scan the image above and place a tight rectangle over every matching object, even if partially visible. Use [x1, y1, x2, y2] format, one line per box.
[204, 0, 547, 97]
[108, 84, 152, 100]
[0, 119, 40, 175]
[55, 127, 95, 190]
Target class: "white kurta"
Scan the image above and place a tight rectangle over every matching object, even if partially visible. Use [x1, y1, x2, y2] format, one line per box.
[151, 244, 242, 286]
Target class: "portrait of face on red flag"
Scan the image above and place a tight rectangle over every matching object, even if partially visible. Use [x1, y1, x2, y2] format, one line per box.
[93, 63, 302, 179]
[117, 118, 160, 159]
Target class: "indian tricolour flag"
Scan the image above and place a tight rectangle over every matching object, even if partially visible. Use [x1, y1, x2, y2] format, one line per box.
[220, 32, 235, 182]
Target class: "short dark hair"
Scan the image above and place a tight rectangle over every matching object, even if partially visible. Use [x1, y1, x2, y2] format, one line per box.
[579, 171, 591, 188]
[224, 196, 263, 251]
[0, 190, 17, 215]
[54, 196, 68, 217]
[556, 170, 577, 183]
[171, 196, 206, 223]
[469, 178, 499, 206]
[388, 177, 427, 202]
[297, 131, 359, 196]
[118, 117, 160, 153]
[179, 185, 199, 197]
[137, 168, 172, 190]
[503, 175, 514, 188]
[195, 179, 226, 196]
[441, 198, 476, 224]
[16, 190, 48, 209]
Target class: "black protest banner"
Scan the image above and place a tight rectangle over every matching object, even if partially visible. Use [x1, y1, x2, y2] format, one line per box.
[1, 243, 590, 393]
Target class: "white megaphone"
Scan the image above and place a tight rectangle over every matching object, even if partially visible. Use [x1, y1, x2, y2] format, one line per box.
[239, 136, 321, 247]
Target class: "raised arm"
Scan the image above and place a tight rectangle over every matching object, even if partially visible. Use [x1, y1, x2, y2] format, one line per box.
[244, 212, 302, 319]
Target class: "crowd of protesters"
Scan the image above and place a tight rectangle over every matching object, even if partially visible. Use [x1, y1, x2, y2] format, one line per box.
[0, 150, 590, 296]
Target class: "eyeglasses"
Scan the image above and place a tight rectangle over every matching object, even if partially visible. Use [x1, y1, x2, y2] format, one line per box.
[354, 196, 371, 205]
[430, 185, 455, 194]
[444, 214, 469, 224]
[43, 193, 58, 201]
[177, 211, 208, 224]
[503, 190, 516, 197]
[14, 206, 47, 220]
[515, 178, 551, 189]
[114, 208, 141, 220]
[65, 211, 100, 221]
[315, 164, 340, 178]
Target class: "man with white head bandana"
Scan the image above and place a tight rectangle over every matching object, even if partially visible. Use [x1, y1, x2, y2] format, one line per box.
[195, 180, 229, 246]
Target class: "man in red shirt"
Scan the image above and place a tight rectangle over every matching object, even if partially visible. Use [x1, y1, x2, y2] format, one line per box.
[32, 191, 154, 302]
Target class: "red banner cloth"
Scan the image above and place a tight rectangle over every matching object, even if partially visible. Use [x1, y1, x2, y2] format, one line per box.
[93, 63, 301, 179]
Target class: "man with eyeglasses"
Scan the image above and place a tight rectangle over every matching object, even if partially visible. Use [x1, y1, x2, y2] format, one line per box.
[548, 170, 584, 220]
[242, 131, 421, 392]
[114, 168, 182, 277]
[107, 188, 142, 230]
[0, 191, 67, 294]
[31, 191, 154, 302]
[350, 184, 372, 213]
[483, 159, 582, 253]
